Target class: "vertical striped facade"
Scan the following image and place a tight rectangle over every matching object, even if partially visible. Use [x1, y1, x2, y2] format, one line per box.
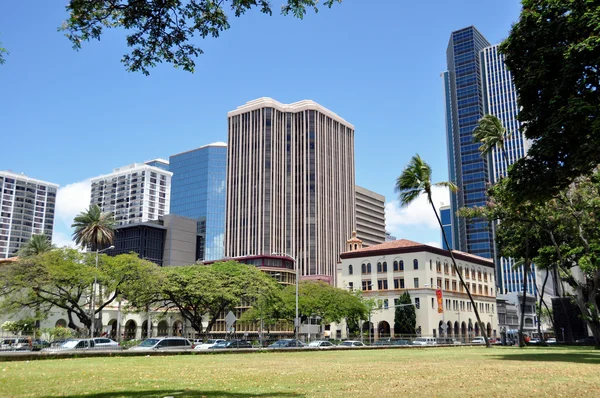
[225, 98, 355, 283]
[480, 45, 536, 295]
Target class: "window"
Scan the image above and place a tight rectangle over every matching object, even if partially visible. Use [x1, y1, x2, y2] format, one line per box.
[445, 279, 450, 290]
[377, 262, 382, 272]
[382, 262, 387, 272]
[399, 260, 404, 271]
[348, 282, 354, 291]
[349, 264, 353, 275]
[367, 263, 372, 273]
[414, 278, 419, 288]
[415, 298, 420, 309]
[413, 259, 419, 270]
[361, 281, 372, 291]
[452, 281, 457, 291]
[361, 264, 366, 274]
[378, 279, 388, 290]
[393, 261, 398, 271]
[383, 299, 389, 309]
[436, 260, 442, 273]
[394, 278, 405, 289]
[431, 297, 435, 309]
[444, 262, 449, 274]
[430, 259, 433, 271]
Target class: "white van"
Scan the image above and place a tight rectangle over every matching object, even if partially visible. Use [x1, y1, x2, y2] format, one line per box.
[412, 337, 437, 346]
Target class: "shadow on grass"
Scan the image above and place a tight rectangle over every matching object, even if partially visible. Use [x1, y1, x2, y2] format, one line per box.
[492, 351, 600, 365]
[40, 390, 303, 398]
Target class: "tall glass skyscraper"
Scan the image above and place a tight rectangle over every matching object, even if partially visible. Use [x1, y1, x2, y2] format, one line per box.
[169, 143, 227, 262]
[445, 27, 537, 295]
[445, 26, 494, 259]
[480, 44, 535, 295]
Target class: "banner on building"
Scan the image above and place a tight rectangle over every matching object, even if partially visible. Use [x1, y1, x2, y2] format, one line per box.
[436, 289, 443, 313]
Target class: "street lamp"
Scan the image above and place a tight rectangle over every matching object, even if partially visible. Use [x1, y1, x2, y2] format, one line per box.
[424, 283, 445, 337]
[90, 245, 114, 338]
[271, 252, 299, 341]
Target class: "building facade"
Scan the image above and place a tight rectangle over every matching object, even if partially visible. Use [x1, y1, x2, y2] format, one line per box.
[169, 143, 227, 262]
[337, 237, 498, 342]
[225, 98, 356, 283]
[90, 163, 172, 226]
[0, 171, 58, 258]
[355, 185, 386, 247]
[144, 158, 170, 171]
[444, 26, 494, 259]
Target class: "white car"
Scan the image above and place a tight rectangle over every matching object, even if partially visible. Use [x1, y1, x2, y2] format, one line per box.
[195, 339, 226, 349]
[338, 340, 365, 347]
[307, 340, 336, 348]
[92, 338, 120, 350]
[471, 337, 486, 344]
[412, 337, 437, 346]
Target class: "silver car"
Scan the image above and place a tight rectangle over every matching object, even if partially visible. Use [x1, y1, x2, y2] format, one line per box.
[129, 337, 193, 351]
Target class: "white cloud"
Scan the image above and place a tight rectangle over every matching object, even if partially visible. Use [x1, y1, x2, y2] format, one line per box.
[425, 241, 441, 249]
[385, 185, 450, 241]
[55, 179, 92, 228]
[51, 230, 77, 249]
[52, 179, 91, 248]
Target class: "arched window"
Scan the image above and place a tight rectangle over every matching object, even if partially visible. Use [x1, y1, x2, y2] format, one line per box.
[377, 262, 382, 272]
[367, 263, 372, 273]
[400, 260, 404, 271]
[413, 259, 419, 270]
[349, 264, 353, 275]
[393, 261, 398, 271]
[444, 262, 449, 274]
[361, 264, 366, 274]
[354, 244, 357, 250]
[382, 262, 387, 272]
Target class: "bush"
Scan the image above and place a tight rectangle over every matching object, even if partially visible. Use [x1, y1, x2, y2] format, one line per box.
[121, 339, 142, 350]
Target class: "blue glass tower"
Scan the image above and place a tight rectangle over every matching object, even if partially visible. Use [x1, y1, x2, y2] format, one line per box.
[169, 143, 227, 262]
[445, 26, 494, 259]
[440, 205, 453, 250]
[480, 44, 536, 295]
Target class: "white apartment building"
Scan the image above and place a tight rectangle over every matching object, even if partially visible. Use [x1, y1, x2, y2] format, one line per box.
[0, 171, 58, 258]
[336, 234, 498, 341]
[90, 163, 172, 225]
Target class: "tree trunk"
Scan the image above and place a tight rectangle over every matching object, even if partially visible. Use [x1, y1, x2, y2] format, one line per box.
[518, 238, 530, 348]
[537, 270, 549, 346]
[431, 201, 491, 348]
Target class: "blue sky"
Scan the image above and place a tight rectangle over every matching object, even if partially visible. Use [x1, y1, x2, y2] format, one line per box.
[0, 0, 522, 248]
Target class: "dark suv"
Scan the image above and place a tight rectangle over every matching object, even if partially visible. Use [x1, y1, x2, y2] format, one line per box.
[212, 340, 253, 349]
[268, 339, 305, 348]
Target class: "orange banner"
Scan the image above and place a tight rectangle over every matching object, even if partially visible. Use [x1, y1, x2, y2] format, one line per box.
[436, 289, 443, 313]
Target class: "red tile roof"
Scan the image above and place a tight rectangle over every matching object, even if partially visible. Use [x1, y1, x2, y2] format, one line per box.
[340, 239, 493, 267]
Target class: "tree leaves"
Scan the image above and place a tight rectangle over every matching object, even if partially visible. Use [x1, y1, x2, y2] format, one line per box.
[62, 0, 343, 75]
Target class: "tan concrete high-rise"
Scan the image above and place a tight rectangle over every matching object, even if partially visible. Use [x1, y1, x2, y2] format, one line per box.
[226, 98, 355, 283]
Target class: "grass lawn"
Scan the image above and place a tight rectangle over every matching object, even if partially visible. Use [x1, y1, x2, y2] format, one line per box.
[1, 346, 600, 397]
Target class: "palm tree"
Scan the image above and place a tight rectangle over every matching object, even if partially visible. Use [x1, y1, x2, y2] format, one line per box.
[473, 114, 510, 170]
[395, 154, 491, 348]
[71, 204, 116, 251]
[18, 234, 54, 257]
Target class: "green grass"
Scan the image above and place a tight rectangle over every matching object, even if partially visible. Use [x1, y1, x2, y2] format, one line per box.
[1, 346, 600, 397]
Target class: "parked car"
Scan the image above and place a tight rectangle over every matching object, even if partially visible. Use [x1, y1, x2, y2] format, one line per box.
[528, 338, 541, 345]
[129, 337, 194, 351]
[42, 338, 99, 352]
[92, 338, 120, 350]
[338, 340, 365, 347]
[31, 339, 50, 351]
[545, 338, 557, 344]
[390, 339, 411, 346]
[211, 340, 252, 349]
[307, 340, 336, 348]
[412, 337, 437, 346]
[471, 337, 486, 344]
[268, 339, 305, 348]
[373, 340, 391, 346]
[0, 337, 31, 351]
[195, 339, 226, 350]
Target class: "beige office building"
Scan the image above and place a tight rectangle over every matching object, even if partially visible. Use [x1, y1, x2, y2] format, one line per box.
[355, 185, 385, 247]
[226, 97, 355, 283]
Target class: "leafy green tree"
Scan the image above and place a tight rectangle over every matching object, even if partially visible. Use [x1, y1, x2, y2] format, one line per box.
[394, 291, 416, 335]
[71, 204, 116, 251]
[62, 0, 342, 75]
[0, 249, 160, 332]
[40, 326, 74, 342]
[500, 0, 600, 201]
[17, 234, 55, 257]
[154, 261, 280, 337]
[396, 154, 491, 347]
[0, 35, 7, 65]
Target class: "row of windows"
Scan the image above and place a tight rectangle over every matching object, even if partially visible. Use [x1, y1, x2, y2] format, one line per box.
[351, 259, 418, 275]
